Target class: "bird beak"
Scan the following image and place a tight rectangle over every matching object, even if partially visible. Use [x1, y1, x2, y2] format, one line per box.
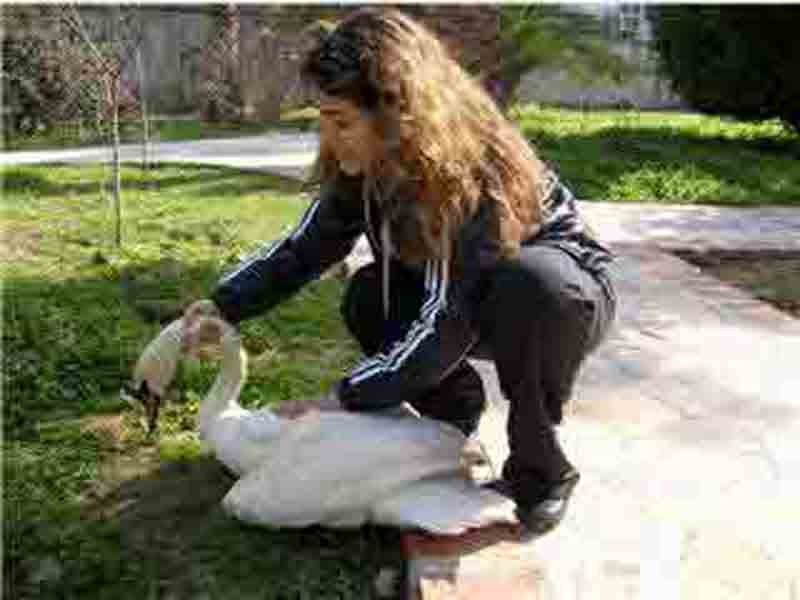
[121, 380, 163, 435]
[144, 393, 162, 435]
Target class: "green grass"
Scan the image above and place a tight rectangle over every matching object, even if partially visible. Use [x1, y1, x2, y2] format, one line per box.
[2, 163, 401, 599]
[514, 106, 800, 205]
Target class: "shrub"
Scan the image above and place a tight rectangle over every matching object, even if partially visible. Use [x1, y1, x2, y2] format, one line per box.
[649, 6, 800, 132]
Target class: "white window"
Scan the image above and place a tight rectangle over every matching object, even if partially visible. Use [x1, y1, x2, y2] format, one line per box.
[619, 3, 644, 41]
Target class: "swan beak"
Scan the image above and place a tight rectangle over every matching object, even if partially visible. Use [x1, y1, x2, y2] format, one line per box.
[145, 393, 162, 434]
[121, 380, 163, 435]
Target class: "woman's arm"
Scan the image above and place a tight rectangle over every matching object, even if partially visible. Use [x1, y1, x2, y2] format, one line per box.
[211, 174, 365, 324]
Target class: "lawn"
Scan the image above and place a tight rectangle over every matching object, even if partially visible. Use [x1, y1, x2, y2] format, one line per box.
[513, 106, 800, 205]
[2, 163, 402, 599]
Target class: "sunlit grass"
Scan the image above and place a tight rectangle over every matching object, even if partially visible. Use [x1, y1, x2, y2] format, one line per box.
[513, 106, 800, 204]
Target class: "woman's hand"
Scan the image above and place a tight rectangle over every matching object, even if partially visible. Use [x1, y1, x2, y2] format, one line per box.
[181, 299, 223, 358]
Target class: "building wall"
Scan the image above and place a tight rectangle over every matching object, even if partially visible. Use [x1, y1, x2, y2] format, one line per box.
[137, 8, 217, 113]
[78, 5, 502, 116]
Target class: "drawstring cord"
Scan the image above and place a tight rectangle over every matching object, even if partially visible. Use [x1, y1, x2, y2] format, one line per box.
[363, 179, 390, 320]
[440, 216, 450, 305]
[363, 175, 400, 322]
[381, 219, 391, 321]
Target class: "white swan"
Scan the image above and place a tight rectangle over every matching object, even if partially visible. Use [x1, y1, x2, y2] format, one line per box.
[123, 316, 518, 535]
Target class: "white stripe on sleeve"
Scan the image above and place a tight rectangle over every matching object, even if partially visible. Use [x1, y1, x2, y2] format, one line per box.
[219, 199, 321, 284]
[347, 258, 448, 385]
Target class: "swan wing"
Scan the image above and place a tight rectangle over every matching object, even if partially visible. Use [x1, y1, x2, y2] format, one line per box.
[220, 411, 468, 529]
[370, 477, 518, 535]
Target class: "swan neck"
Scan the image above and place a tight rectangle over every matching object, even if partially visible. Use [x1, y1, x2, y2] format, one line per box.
[199, 346, 247, 431]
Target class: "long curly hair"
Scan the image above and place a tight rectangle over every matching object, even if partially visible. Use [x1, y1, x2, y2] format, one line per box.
[301, 8, 549, 262]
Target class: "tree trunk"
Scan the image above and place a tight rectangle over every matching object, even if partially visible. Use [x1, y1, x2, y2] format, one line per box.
[110, 4, 122, 248]
[136, 46, 151, 171]
[495, 59, 528, 112]
[111, 75, 122, 248]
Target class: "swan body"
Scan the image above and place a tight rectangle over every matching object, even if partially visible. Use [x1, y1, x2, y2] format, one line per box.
[125, 316, 518, 534]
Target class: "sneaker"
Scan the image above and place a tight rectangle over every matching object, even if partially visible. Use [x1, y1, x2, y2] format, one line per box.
[482, 468, 580, 538]
[518, 468, 580, 536]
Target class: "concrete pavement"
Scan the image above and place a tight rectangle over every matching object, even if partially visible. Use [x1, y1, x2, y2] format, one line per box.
[0, 133, 318, 180]
[466, 245, 800, 599]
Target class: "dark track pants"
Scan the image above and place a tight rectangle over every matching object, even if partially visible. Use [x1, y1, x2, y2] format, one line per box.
[340, 244, 617, 497]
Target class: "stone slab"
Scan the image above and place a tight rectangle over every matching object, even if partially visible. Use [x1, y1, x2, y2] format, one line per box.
[345, 242, 799, 600]
[402, 527, 551, 600]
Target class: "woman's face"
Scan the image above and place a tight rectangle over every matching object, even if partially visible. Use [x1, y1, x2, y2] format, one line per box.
[319, 94, 380, 175]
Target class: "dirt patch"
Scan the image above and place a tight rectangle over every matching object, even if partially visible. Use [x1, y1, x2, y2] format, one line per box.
[675, 250, 800, 318]
[81, 414, 127, 444]
[1, 226, 42, 262]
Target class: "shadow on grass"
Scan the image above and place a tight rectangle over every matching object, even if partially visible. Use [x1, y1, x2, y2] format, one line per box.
[1, 163, 304, 201]
[4, 250, 393, 598]
[3, 118, 299, 152]
[99, 456, 402, 600]
[4, 445, 402, 600]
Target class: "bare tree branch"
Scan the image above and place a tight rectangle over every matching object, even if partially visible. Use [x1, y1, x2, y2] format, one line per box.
[59, 4, 113, 74]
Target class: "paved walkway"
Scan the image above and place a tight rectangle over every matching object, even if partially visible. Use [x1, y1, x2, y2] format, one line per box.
[585, 202, 800, 253]
[5, 135, 799, 598]
[0, 133, 318, 180]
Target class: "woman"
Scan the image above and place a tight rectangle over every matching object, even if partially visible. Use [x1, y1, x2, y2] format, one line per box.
[184, 9, 617, 537]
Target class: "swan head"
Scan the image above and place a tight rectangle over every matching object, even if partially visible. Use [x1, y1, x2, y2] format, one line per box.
[122, 316, 244, 434]
[121, 318, 184, 434]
